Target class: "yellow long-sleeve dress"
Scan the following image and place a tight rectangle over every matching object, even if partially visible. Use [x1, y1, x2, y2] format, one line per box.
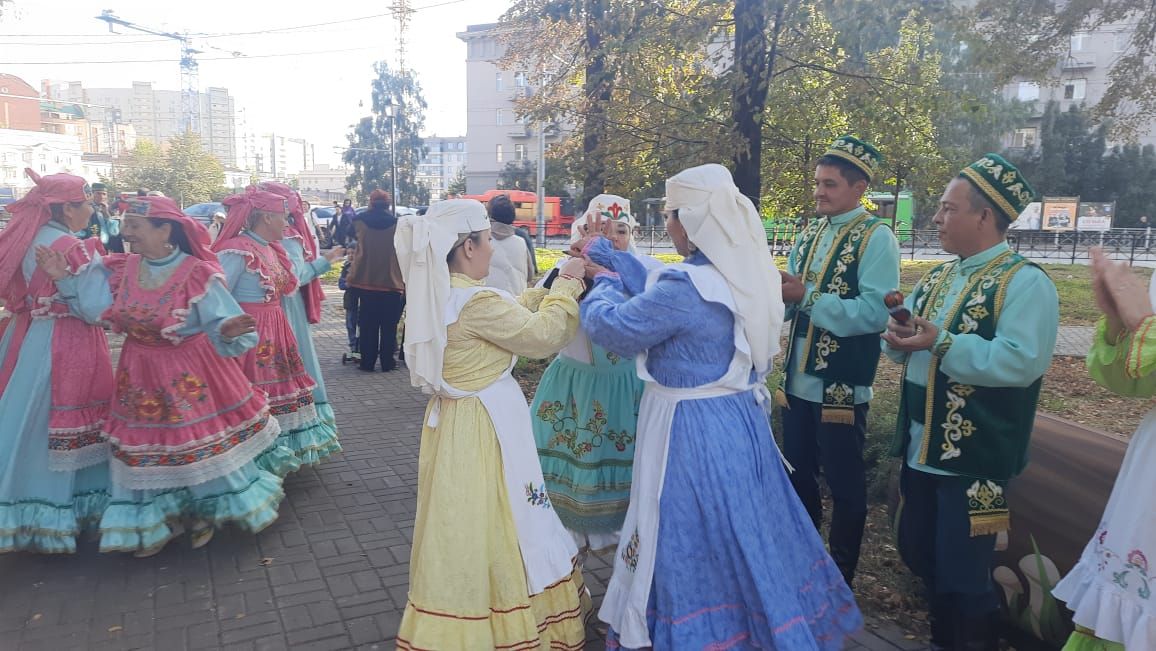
[396, 273, 588, 651]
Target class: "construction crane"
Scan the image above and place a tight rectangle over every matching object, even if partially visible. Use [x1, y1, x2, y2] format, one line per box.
[96, 10, 203, 135]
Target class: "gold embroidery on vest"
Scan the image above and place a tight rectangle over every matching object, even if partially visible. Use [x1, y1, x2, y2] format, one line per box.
[914, 251, 1015, 464]
[940, 382, 976, 461]
[814, 333, 840, 370]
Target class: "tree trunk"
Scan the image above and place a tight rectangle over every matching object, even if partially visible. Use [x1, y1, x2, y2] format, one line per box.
[731, 0, 784, 207]
[581, 0, 610, 206]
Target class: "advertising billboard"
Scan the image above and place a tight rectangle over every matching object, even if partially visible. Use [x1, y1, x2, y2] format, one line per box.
[1076, 201, 1115, 232]
[1041, 197, 1079, 232]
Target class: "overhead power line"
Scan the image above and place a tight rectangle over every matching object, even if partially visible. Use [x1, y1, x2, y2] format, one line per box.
[1, 45, 386, 65]
[1, 0, 468, 42]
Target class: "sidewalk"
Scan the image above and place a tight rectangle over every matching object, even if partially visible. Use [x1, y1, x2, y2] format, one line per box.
[0, 290, 921, 650]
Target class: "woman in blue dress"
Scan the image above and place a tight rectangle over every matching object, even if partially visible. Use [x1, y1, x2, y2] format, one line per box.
[0, 170, 112, 554]
[530, 195, 660, 564]
[256, 181, 345, 462]
[580, 164, 862, 649]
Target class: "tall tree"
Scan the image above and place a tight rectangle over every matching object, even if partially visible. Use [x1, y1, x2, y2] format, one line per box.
[344, 61, 429, 206]
[114, 133, 224, 205]
[731, 0, 777, 204]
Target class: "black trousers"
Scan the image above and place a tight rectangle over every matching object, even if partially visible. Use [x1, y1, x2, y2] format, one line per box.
[896, 464, 1000, 649]
[357, 290, 404, 371]
[781, 394, 869, 585]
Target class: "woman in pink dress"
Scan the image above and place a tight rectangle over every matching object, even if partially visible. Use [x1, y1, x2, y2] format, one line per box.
[40, 196, 289, 556]
[0, 169, 112, 554]
[213, 189, 336, 468]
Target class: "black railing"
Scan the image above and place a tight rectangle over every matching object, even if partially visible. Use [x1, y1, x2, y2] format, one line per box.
[627, 226, 1156, 266]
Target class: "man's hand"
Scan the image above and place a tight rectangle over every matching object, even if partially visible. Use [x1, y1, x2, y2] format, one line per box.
[779, 270, 805, 304]
[220, 314, 258, 340]
[881, 315, 939, 352]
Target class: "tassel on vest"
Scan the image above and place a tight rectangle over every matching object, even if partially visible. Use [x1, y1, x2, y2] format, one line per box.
[820, 404, 856, 425]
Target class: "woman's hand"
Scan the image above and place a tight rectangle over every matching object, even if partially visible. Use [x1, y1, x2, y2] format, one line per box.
[220, 314, 258, 340]
[35, 246, 69, 281]
[559, 255, 586, 279]
[1102, 256, 1153, 333]
[324, 246, 346, 262]
[1090, 247, 1124, 341]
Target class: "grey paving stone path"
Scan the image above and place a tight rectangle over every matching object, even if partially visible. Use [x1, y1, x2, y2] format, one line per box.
[1054, 325, 1094, 357]
[0, 288, 916, 651]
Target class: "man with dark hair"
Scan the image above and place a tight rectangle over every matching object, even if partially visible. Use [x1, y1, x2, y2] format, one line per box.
[486, 193, 535, 295]
[779, 135, 900, 587]
[84, 182, 125, 253]
[346, 189, 405, 372]
[883, 154, 1058, 651]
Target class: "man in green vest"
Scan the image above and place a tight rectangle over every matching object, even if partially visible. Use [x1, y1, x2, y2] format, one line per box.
[882, 154, 1059, 650]
[780, 135, 901, 587]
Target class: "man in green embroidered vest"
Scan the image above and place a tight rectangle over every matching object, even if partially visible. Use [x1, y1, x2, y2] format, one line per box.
[882, 154, 1059, 651]
[780, 135, 900, 587]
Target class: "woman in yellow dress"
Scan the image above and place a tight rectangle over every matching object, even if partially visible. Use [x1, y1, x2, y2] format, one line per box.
[394, 199, 589, 650]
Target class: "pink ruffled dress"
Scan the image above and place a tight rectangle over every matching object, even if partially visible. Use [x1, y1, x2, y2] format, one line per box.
[59, 250, 291, 552]
[216, 232, 339, 467]
[0, 226, 112, 553]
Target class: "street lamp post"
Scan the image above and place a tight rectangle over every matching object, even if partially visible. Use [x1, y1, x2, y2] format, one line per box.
[384, 98, 398, 206]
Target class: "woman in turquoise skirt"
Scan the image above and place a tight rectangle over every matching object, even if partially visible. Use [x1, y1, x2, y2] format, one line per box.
[0, 170, 113, 554]
[255, 182, 345, 464]
[530, 195, 661, 562]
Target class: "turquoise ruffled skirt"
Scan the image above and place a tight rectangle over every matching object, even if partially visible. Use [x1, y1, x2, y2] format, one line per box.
[531, 347, 642, 535]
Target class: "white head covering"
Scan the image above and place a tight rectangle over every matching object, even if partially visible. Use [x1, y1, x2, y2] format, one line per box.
[570, 193, 637, 244]
[395, 199, 491, 394]
[1149, 271, 1156, 312]
[665, 164, 784, 375]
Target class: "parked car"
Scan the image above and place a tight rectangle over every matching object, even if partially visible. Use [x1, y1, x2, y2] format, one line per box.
[311, 206, 337, 248]
[184, 202, 226, 227]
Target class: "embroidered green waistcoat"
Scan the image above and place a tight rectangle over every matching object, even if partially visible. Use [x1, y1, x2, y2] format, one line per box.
[787, 213, 887, 420]
[891, 251, 1043, 481]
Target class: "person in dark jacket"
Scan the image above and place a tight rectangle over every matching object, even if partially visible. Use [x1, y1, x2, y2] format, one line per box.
[333, 199, 358, 247]
[85, 182, 125, 253]
[346, 190, 405, 372]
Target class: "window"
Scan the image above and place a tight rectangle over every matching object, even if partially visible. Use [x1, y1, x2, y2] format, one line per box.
[496, 144, 504, 163]
[1116, 31, 1130, 52]
[495, 72, 503, 91]
[514, 71, 527, 88]
[515, 144, 527, 160]
[496, 109, 504, 126]
[1017, 81, 1040, 102]
[1063, 78, 1087, 100]
[1013, 128, 1037, 148]
[1070, 32, 1090, 51]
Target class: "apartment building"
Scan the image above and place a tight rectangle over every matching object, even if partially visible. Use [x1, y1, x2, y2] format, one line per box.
[456, 23, 560, 194]
[1004, 21, 1156, 149]
[417, 136, 467, 200]
[43, 81, 239, 166]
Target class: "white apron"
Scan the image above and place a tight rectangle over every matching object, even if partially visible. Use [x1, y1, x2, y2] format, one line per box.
[426, 285, 578, 595]
[598, 263, 777, 648]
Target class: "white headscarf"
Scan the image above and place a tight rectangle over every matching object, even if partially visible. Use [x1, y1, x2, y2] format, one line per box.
[395, 199, 491, 394]
[665, 164, 784, 375]
[570, 193, 637, 245]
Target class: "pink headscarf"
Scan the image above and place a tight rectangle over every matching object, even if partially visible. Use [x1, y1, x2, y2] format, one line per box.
[253, 181, 325, 323]
[0, 169, 91, 306]
[122, 196, 221, 271]
[212, 188, 290, 252]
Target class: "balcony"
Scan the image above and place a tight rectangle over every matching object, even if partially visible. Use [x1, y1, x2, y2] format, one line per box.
[1062, 54, 1096, 69]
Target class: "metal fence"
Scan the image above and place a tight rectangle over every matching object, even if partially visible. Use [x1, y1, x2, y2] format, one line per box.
[627, 226, 1156, 266]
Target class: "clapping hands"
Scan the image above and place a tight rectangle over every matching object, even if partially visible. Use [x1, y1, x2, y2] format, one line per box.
[1091, 246, 1153, 340]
